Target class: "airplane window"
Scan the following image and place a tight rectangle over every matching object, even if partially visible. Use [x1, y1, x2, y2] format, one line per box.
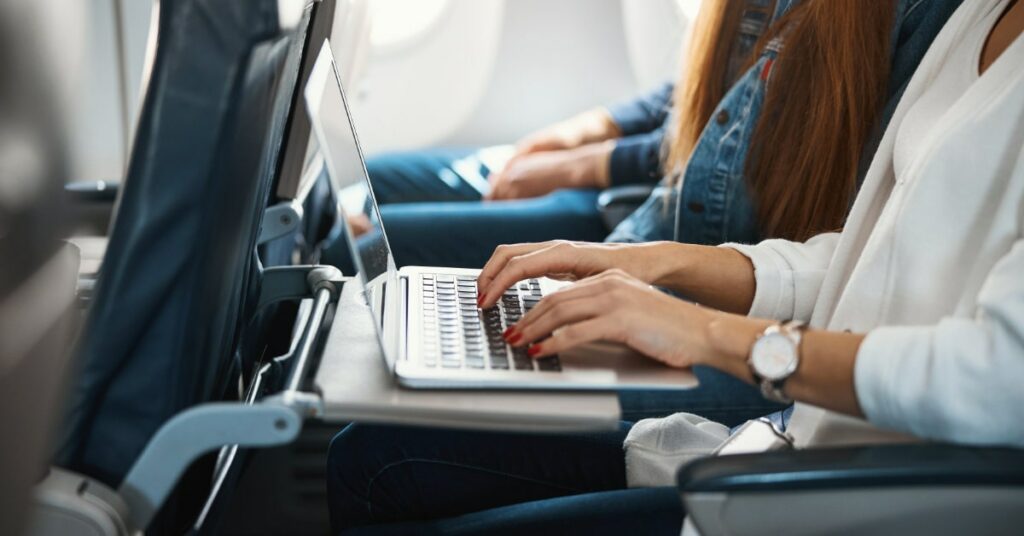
[369, 0, 450, 50]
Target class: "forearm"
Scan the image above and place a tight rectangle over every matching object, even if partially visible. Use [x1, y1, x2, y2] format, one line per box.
[537, 140, 617, 190]
[703, 314, 865, 418]
[640, 242, 757, 314]
[572, 107, 623, 146]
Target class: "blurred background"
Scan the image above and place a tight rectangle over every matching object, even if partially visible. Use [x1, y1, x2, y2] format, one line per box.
[64, 0, 697, 188]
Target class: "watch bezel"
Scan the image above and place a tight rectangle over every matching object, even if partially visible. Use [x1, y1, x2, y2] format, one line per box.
[749, 327, 800, 381]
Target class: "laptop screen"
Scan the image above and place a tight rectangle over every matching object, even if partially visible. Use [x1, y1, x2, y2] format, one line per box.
[304, 42, 400, 361]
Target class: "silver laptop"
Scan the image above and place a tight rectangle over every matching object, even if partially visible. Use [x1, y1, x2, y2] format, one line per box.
[304, 42, 696, 390]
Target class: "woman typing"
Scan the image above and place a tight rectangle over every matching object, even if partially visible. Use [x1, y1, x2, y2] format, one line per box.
[328, 1, 1024, 533]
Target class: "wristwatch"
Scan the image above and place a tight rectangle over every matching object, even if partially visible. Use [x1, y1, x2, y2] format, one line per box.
[748, 320, 807, 404]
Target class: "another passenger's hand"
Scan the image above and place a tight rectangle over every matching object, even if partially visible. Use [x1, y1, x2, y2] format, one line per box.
[485, 142, 612, 201]
[477, 240, 665, 308]
[513, 108, 621, 157]
[503, 270, 729, 369]
[347, 213, 372, 237]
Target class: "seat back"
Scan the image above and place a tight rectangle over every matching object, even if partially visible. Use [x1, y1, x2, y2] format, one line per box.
[57, 0, 304, 508]
[0, 2, 78, 534]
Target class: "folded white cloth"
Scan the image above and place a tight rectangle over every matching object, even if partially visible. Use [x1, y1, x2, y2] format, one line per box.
[623, 413, 730, 488]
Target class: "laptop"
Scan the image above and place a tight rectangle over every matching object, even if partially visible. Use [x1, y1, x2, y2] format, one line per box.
[305, 42, 697, 390]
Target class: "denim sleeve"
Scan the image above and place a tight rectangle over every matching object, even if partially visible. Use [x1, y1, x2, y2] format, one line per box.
[606, 82, 674, 136]
[608, 128, 665, 186]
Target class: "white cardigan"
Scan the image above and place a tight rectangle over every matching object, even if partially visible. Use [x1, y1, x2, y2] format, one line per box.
[625, 0, 1024, 490]
[728, 0, 1024, 449]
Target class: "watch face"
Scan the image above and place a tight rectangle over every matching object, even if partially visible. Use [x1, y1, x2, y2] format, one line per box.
[751, 332, 797, 381]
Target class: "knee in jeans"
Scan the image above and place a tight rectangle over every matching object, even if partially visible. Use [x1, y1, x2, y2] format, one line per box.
[327, 424, 390, 527]
[329, 424, 375, 481]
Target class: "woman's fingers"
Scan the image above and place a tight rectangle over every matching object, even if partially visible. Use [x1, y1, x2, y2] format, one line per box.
[510, 273, 617, 335]
[507, 291, 609, 346]
[477, 243, 547, 301]
[508, 270, 636, 344]
[479, 243, 577, 308]
[485, 172, 513, 200]
[526, 317, 624, 359]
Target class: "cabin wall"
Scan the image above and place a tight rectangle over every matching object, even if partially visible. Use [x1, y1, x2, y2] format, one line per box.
[58, 0, 696, 182]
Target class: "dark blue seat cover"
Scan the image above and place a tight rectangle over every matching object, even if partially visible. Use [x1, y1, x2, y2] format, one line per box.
[57, 0, 308, 497]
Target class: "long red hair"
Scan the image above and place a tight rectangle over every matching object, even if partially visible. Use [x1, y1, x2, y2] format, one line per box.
[667, 0, 895, 241]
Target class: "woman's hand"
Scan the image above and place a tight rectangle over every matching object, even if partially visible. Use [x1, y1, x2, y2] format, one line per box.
[502, 268, 865, 419]
[485, 142, 613, 201]
[477, 241, 671, 308]
[503, 269, 758, 369]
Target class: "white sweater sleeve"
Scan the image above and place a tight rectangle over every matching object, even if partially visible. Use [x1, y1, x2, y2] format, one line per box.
[855, 237, 1024, 447]
[723, 232, 840, 322]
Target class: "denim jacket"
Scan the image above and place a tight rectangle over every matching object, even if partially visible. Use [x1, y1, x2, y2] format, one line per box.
[606, 0, 964, 245]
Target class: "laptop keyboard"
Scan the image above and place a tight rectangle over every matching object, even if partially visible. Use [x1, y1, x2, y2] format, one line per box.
[420, 274, 561, 372]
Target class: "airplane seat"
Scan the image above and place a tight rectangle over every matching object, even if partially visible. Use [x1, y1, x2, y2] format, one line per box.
[64, 1, 164, 269]
[0, 1, 81, 533]
[677, 443, 1024, 535]
[65, 0, 359, 293]
[30, 1, 326, 534]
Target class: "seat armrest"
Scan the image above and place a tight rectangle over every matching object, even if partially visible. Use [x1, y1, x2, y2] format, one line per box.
[678, 444, 1024, 492]
[596, 185, 656, 231]
[678, 445, 1024, 536]
[64, 180, 120, 203]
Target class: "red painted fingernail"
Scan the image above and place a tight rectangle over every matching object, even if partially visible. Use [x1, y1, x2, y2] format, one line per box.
[502, 327, 515, 338]
[528, 344, 542, 357]
[508, 333, 523, 345]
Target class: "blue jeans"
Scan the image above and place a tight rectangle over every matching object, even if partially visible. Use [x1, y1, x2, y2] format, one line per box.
[327, 422, 683, 535]
[321, 148, 609, 270]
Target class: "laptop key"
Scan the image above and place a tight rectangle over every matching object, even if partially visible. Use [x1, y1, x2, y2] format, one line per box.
[512, 350, 533, 370]
[536, 356, 561, 372]
[513, 359, 533, 371]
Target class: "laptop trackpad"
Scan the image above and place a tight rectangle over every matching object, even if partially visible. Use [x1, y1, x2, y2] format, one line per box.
[560, 341, 699, 390]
